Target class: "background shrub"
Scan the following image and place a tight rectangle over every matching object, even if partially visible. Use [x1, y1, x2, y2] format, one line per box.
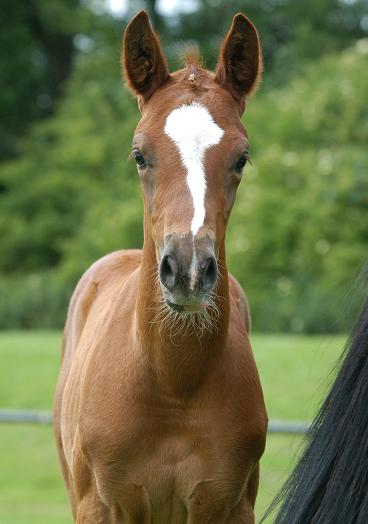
[0, 1, 367, 332]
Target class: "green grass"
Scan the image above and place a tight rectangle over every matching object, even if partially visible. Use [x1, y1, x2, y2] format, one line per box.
[0, 331, 347, 523]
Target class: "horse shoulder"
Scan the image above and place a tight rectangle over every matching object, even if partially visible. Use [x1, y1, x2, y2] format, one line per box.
[62, 249, 142, 359]
[226, 275, 267, 450]
[228, 273, 251, 333]
[56, 249, 142, 433]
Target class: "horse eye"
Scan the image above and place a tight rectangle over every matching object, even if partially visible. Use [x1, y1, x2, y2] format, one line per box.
[235, 154, 248, 173]
[133, 150, 146, 169]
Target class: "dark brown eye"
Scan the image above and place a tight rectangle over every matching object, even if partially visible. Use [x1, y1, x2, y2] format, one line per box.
[235, 153, 248, 173]
[133, 150, 146, 169]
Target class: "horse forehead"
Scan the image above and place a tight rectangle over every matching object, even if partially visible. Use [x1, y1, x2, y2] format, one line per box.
[164, 102, 224, 154]
[163, 101, 224, 236]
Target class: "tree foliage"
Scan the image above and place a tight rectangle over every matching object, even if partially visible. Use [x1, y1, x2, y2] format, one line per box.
[0, 0, 90, 159]
[228, 43, 368, 332]
[0, 1, 367, 331]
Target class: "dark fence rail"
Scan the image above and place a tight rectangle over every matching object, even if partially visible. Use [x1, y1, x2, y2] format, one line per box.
[0, 409, 309, 434]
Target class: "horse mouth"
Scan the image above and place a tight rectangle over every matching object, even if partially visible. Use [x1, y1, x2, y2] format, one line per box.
[165, 299, 206, 314]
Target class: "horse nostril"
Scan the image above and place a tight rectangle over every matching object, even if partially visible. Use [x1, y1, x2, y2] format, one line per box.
[202, 256, 218, 291]
[160, 254, 178, 291]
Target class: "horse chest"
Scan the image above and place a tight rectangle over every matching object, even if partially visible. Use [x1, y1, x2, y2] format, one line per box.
[87, 402, 251, 523]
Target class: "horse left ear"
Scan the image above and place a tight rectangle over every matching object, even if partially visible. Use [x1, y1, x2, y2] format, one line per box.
[122, 10, 170, 101]
[215, 13, 262, 106]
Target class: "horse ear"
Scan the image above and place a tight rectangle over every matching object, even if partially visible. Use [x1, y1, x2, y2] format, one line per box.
[122, 10, 170, 101]
[215, 13, 262, 104]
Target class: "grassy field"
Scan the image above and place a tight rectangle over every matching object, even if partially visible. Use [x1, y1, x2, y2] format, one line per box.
[0, 331, 346, 523]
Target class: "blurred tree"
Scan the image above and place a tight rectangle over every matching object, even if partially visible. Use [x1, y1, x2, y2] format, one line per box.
[0, 0, 88, 160]
[127, 0, 368, 82]
[0, 0, 367, 331]
[0, 40, 140, 275]
[228, 42, 368, 332]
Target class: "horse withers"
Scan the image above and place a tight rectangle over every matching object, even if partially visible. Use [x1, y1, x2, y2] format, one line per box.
[54, 11, 267, 523]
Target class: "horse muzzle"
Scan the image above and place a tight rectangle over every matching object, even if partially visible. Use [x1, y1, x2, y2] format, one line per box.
[159, 234, 218, 312]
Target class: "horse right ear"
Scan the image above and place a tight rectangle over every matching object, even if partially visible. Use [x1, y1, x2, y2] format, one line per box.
[122, 10, 170, 102]
[215, 13, 262, 106]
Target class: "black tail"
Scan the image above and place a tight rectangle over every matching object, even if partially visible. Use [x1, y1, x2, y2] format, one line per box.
[265, 298, 368, 524]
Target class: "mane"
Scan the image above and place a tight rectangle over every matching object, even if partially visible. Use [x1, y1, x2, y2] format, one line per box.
[181, 46, 204, 69]
[179, 46, 205, 85]
[264, 297, 368, 523]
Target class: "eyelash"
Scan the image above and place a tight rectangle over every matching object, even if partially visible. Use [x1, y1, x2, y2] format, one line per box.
[131, 149, 147, 169]
[234, 152, 250, 173]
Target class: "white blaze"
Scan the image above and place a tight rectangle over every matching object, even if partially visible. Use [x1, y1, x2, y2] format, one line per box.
[164, 102, 224, 235]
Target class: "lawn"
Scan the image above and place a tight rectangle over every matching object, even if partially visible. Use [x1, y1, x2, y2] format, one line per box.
[0, 331, 346, 523]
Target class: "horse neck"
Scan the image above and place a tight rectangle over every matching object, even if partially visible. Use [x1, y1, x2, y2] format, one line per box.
[135, 214, 230, 396]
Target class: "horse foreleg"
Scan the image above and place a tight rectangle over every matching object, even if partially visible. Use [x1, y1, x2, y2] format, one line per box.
[226, 464, 260, 524]
[75, 492, 114, 524]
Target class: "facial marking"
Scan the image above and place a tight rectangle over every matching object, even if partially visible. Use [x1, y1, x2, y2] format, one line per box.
[189, 250, 197, 291]
[164, 102, 224, 235]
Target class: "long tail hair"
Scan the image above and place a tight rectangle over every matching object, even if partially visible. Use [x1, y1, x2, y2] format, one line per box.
[265, 297, 368, 524]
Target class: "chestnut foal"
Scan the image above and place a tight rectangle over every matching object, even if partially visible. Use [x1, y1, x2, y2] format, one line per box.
[54, 11, 267, 523]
